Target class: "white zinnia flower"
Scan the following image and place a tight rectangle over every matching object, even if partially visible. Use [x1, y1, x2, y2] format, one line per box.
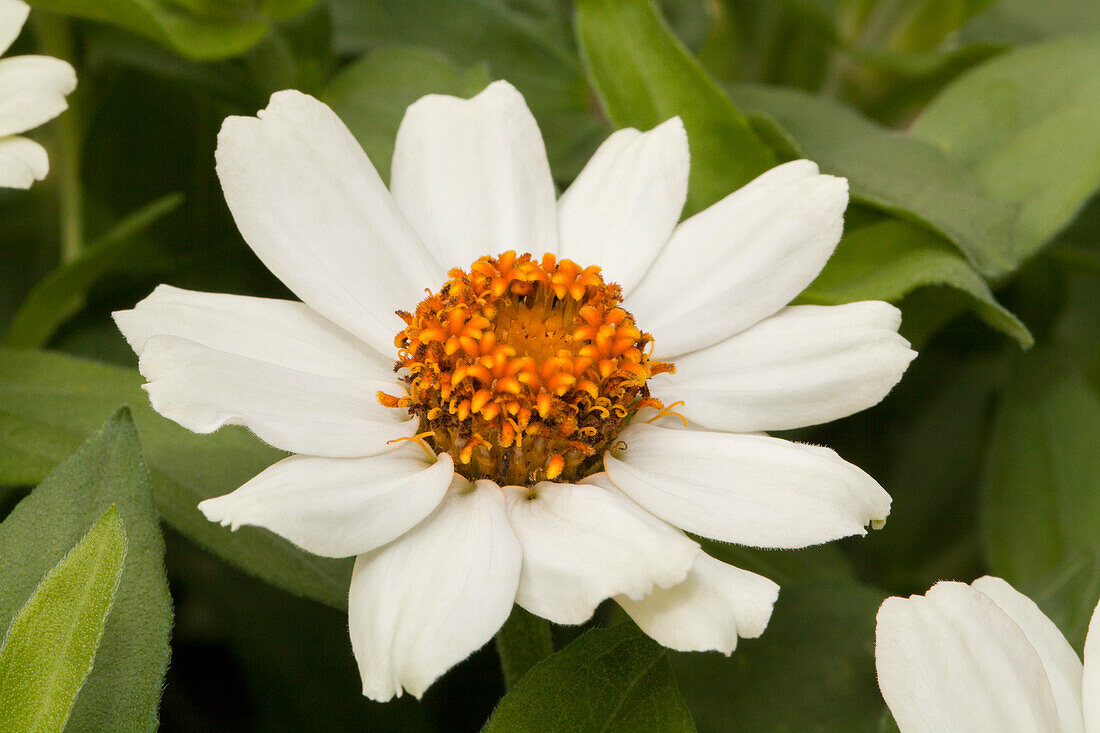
[876, 576, 1100, 731]
[114, 81, 915, 701]
[0, 0, 75, 189]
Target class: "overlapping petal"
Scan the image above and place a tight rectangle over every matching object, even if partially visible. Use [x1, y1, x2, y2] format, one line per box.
[0, 55, 76, 137]
[198, 446, 454, 558]
[0, 0, 29, 57]
[0, 134, 46, 188]
[115, 284, 395, 383]
[215, 90, 443, 356]
[617, 552, 778, 655]
[604, 421, 890, 548]
[349, 478, 521, 701]
[626, 160, 848, 357]
[1085, 602, 1100, 732]
[138, 335, 416, 457]
[876, 581, 1064, 732]
[650, 302, 915, 432]
[391, 80, 558, 270]
[557, 118, 688, 295]
[502, 473, 698, 625]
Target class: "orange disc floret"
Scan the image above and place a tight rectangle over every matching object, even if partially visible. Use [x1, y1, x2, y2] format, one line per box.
[381, 252, 675, 486]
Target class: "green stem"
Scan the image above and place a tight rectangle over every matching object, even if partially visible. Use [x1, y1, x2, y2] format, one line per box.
[495, 605, 554, 690]
[32, 14, 83, 264]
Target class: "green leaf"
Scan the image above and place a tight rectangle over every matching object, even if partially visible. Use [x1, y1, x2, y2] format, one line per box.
[26, 0, 312, 61]
[801, 219, 1033, 347]
[0, 348, 352, 610]
[962, 0, 1100, 44]
[322, 47, 492, 183]
[730, 83, 1018, 277]
[575, 0, 777, 214]
[1026, 549, 1100, 654]
[328, 0, 607, 180]
[4, 194, 183, 350]
[0, 506, 126, 733]
[672, 581, 887, 732]
[700, 540, 857, 586]
[483, 622, 695, 732]
[0, 411, 170, 731]
[912, 34, 1100, 262]
[981, 347, 1100, 588]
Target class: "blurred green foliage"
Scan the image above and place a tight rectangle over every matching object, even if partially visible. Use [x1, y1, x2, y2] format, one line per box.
[1, 0, 1099, 730]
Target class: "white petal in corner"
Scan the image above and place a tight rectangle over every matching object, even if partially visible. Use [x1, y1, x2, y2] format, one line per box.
[1084, 600, 1100, 733]
[198, 446, 454, 559]
[0, 0, 30, 57]
[626, 160, 848, 358]
[349, 478, 522, 701]
[390, 80, 558, 270]
[502, 473, 698, 625]
[114, 285, 395, 383]
[652, 302, 915, 433]
[604, 422, 890, 548]
[876, 582, 1062, 732]
[138, 335, 416, 457]
[0, 56, 76, 137]
[557, 119, 689, 296]
[0, 134, 47, 188]
[216, 91, 443, 357]
[617, 552, 779, 655]
[971, 576, 1085, 733]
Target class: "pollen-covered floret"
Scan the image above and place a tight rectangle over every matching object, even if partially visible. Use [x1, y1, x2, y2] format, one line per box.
[380, 251, 675, 485]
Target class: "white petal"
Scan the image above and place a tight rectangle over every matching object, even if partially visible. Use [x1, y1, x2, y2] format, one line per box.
[349, 477, 521, 701]
[604, 422, 890, 548]
[652, 302, 915, 432]
[557, 118, 688, 295]
[972, 576, 1085, 733]
[502, 473, 698, 625]
[0, 55, 75, 137]
[876, 581, 1062, 732]
[114, 284, 395, 382]
[626, 160, 848, 357]
[390, 80, 558, 269]
[1083, 597, 1100, 733]
[0, 134, 46, 188]
[198, 446, 454, 558]
[138, 335, 415, 457]
[617, 552, 778, 655]
[215, 90, 443, 357]
[0, 0, 29, 57]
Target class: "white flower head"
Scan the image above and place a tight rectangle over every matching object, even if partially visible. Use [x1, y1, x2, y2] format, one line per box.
[876, 576, 1100, 732]
[114, 81, 915, 701]
[0, 0, 76, 189]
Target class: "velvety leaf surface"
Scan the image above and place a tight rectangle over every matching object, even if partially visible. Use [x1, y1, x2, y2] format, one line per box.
[0, 506, 125, 733]
[0, 348, 352, 610]
[483, 622, 695, 732]
[0, 412, 169, 731]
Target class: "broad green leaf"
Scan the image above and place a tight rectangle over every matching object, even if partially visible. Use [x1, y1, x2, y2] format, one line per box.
[0, 506, 125, 733]
[0, 411, 170, 731]
[483, 622, 695, 732]
[1026, 549, 1100, 654]
[981, 348, 1100, 588]
[26, 0, 317, 61]
[962, 0, 1100, 44]
[801, 219, 1033, 347]
[0, 348, 352, 610]
[730, 83, 1018, 277]
[672, 580, 887, 732]
[322, 47, 491, 183]
[328, 0, 606, 180]
[3, 194, 183, 349]
[576, 0, 777, 213]
[912, 34, 1100, 262]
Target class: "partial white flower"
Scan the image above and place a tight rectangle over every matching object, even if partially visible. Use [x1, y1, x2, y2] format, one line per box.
[0, 0, 76, 189]
[876, 576, 1100, 732]
[115, 81, 914, 701]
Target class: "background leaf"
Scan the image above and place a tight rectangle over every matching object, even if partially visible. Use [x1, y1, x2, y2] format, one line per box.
[0, 506, 125, 733]
[0, 411, 170, 731]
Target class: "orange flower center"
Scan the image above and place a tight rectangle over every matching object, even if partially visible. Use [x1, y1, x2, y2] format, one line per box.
[379, 251, 675, 486]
